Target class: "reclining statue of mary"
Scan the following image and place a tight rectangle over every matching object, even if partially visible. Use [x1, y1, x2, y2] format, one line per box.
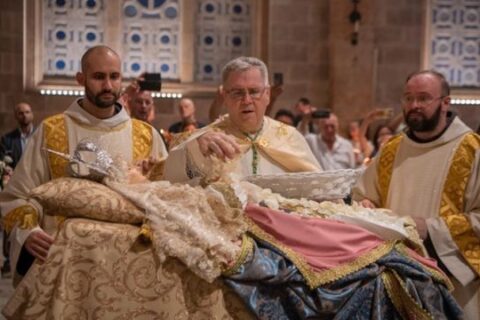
[2, 139, 462, 319]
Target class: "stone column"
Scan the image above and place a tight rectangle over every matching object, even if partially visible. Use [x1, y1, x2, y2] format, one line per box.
[328, 0, 376, 132]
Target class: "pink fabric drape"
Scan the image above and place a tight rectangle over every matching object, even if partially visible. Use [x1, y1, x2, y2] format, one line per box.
[245, 203, 385, 272]
[245, 204, 446, 276]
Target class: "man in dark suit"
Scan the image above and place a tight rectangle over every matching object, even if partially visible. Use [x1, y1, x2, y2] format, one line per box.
[168, 98, 205, 133]
[0, 102, 35, 169]
[0, 102, 34, 277]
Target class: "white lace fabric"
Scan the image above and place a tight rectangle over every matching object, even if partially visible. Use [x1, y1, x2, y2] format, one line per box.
[233, 179, 413, 242]
[106, 179, 246, 283]
[244, 169, 364, 201]
[105, 168, 415, 283]
[56, 141, 421, 282]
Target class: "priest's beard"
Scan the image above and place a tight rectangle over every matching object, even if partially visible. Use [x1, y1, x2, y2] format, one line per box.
[404, 104, 442, 132]
[85, 87, 120, 109]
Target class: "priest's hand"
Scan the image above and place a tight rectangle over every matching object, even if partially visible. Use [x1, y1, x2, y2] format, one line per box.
[197, 131, 241, 160]
[412, 217, 428, 240]
[24, 230, 54, 263]
[359, 198, 377, 209]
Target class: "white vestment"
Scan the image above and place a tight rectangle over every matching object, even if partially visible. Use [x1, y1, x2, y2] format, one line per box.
[164, 116, 322, 183]
[0, 99, 167, 276]
[353, 116, 480, 319]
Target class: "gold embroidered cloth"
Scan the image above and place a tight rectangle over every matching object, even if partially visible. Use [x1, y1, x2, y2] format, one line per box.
[377, 132, 480, 276]
[2, 218, 252, 320]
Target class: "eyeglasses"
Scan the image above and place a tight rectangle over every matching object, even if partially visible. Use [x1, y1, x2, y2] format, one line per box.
[225, 87, 267, 100]
[400, 94, 446, 106]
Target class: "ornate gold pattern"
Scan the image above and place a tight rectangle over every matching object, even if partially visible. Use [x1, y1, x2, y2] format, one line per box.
[31, 177, 145, 224]
[145, 160, 165, 181]
[3, 218, 253, 319]
[440, 132, 480, 275]
[377, 134, 403, 207]
[55, 215, 66, 227]
[379, 132, 480, 275]
[43, 114, 69, 179]
[401, 216, 428, 256]
[2, 205, 39, 233]
[276, 123, 289, 137]
[382, 270, 433, 320]
[255, 138, 269, 148]
[138, 223, 153, 242]
[222, 234, 254, 276]
[210, 183, 243, 209]
[246, 217, 396, 289]
[131, 119, 153, 161]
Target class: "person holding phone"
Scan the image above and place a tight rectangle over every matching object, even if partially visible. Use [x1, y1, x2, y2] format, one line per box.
[128, 90, 155, 124]
[293, 97, 318, 135]
[120, 72, 161, 124]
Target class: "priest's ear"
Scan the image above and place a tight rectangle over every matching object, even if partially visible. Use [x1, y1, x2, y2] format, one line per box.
[441, 95, 451, 112]
[76, 72, 85, 86]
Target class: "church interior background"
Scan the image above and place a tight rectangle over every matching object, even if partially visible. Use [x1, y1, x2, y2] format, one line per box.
[0, 0, 479, 136]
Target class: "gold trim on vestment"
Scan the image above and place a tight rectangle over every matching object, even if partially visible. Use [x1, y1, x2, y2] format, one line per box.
[395, 242, 453, 291]
[222, 234, 254, 276]
[276, 123, 289, 137]
[2, 205, 39, 233]
[44, 114, 69, 179]
[440, 133, 480, 275]
[402, 216, 428, 256]
[377, 134, 402, 207]
[131, 119, 153, 161]
[246, 216, 396, 289]
[210, 183, 243, 209]
[378, 132, 480, 275]
[382, 270, 433, 320]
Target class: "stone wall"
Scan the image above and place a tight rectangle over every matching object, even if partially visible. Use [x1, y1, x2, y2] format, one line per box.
[0, 1, 29, 132]
[267, 0, 330, 112]
[327, 0, 425, 135]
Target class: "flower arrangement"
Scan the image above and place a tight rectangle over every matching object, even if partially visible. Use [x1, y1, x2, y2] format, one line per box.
[0, 155, 13, 189]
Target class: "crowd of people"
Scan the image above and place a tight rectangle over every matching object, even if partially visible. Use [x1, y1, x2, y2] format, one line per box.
[117, 73, 407, 172]
[0, 45, 478, 319]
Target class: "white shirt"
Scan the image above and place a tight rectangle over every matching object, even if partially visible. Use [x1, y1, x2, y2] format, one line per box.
[305, 134, 356, 170]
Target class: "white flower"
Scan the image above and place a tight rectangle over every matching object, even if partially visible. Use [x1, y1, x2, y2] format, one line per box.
[3, 155, 13, 164]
